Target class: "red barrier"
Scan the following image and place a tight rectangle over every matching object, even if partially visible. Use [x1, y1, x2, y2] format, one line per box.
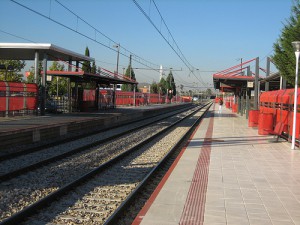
[258, 113, 274, 135]
[232, 103, 238, 113]
[248, 110, 259, 127]
[225, 102, 230, 108]
[288, 112, 300, 139]
[0, 97, 6, 111]
[0, 82, 38, 114]
[26, 83, 38, 110]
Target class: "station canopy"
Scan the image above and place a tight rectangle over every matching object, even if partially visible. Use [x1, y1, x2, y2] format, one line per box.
[0, 43, 137, 85]
[46, 69, 137, 85]
[213, 58, 293, 92]
[213, 58, 258, 93]
[0, 43, 93, 61]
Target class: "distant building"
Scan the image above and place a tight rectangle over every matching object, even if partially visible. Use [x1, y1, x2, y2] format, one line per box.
[138, 83, 150, 93]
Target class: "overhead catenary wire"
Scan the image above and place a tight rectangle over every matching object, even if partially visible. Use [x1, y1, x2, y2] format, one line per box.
[10, 0, 161, 75]
[132, 0, 205, 86]
[0, 28, 125, 74]
[151, 0, 191, 69]
[0, 29, 37, 43]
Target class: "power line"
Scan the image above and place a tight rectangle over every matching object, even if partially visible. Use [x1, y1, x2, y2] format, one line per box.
[0, 28, 127, 70]
[132, 0, 188, 68]
[10, 0, 161, 74]
[132, 0, 205, 86]
[151, 0, 190, 67]
[0, 29, 36, 43]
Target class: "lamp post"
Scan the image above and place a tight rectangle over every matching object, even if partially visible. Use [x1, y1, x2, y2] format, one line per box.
[240, 58, 242, 75]
[113, 44, 120, 75]
[291, 41, 300, 150]
[113, 44, 120, 108]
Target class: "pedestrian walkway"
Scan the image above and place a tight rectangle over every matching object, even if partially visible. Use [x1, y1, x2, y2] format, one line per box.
[133, 104, 300, 225]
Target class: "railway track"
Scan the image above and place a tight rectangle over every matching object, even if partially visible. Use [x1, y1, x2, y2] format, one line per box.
[0, 102, 211, 225]
[0, 104, 194, 181]
[0, 104, 193, 162]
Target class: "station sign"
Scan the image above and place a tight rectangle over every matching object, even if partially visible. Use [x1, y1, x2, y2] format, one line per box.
[247, 81, 254, 88]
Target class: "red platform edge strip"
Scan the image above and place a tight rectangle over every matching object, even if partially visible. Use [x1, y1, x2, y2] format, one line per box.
[179, 110, 214, 225]
[131, 113, 206, 225]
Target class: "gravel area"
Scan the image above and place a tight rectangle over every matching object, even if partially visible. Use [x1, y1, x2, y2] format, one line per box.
[21, 107, 206, 225]
[0, 107, 190, 176]
[0, 106, 199, 223]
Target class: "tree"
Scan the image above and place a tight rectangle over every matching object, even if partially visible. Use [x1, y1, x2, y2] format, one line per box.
[166, 70, 176, 100]
[121, 65, 138, 92]
[150, 81, 158, 93]
[206, 88, 213, 96]
[0, 60, 26, 82]
[272, 0, 300, 85]
[26, 61, 43, 84]
[159, 77, 167, 95]
[91, 61, 97, 74]
[47, 61, 67, 97]
[82, 47, 91, 73]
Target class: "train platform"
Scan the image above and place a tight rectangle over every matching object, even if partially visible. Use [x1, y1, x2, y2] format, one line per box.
[133, 104, 300, 225]
[0, 103, 188, 153]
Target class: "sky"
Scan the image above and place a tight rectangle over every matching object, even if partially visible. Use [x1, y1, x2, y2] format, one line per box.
[0, 0, 294, 90]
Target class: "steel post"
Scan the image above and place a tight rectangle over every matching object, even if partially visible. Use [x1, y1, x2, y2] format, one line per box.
[41, 54, 47, 116]
[254, 57, 259, 110]
[292, 51, 300, 149]
[265, 57, 270, 91]
[34, 51, 39, 84]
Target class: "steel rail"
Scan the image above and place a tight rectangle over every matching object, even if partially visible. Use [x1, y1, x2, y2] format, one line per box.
[104, 103, 212, 225]
[0, 104, 207, 225]
[0, 105, 195, 182]
[0, 104, 193, 162]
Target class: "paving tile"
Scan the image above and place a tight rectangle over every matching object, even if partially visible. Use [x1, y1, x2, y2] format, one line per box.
[237, 174, 253, 181]
[226, 207, 248, 219]
[241, 189, 261, 200]
[205, 205, 225, 212]
[205, 199, 225, 208]
[248, 218, 273, 225]
[244, 204, 267, 215]
[238, 182, 256, 189]
[226, 216, 250, 225]
[261, 198, 282, 207]
[271, 220, 295, 225]
[141, 202, 183, 224]
[224, 188, 243, 198]
[267, 211, 292, 222]
[225, 198, 245, 204]
[223, 183, 241, 189]
[139, 107, 300, 225]
[205, 195, 224, 203]
[203, 222, 227, 225]
[257, 189, 277, 196]
[291, 216, 300, 225]
[203, 210, 226, 224]
[247, 212, 270, 220]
